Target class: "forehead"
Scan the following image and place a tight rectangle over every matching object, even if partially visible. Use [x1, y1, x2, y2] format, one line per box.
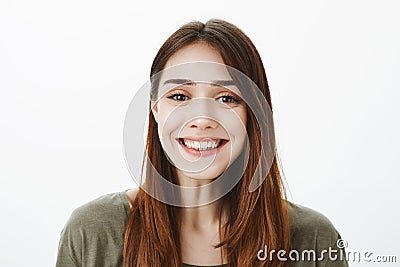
[160, 43, 231, 86]
[157, 43, 241, 97]
[165, 43, 225, 68]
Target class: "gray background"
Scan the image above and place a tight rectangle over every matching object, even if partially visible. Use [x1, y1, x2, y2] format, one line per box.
[0, 0, 399, 266]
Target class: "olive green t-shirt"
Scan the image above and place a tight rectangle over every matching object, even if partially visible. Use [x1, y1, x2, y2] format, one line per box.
[55, 190, 348, 266]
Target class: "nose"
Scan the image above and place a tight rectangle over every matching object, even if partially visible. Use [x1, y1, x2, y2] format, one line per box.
[188, 117, 219, 130]
[184, 97, 219, 130]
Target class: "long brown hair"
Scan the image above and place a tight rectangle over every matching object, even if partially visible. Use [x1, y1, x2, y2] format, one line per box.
[123, 19, 290, 266]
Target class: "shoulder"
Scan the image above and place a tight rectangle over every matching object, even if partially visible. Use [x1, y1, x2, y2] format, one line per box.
[288, 201, 338, 234]
[63, 188, 138, 235]
[287, 202, 348, 265]
[56, 190, 132, 266]
[288, 201, 342, 248]
[66, 190, 130, 229]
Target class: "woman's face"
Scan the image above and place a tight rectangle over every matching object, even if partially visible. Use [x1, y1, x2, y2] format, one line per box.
[152, 43, 247, 185]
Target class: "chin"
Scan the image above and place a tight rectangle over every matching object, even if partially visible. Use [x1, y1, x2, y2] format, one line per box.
[179, 166, 227, 182]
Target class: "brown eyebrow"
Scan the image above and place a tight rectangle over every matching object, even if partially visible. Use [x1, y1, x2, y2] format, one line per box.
[163, 79, 195, 86]
[162, 79, 236, 87]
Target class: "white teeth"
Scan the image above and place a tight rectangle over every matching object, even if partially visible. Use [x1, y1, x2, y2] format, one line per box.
[182, 139, 221, 150]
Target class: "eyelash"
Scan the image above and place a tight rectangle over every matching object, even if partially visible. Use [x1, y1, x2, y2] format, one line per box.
[166, 91, 240, 104]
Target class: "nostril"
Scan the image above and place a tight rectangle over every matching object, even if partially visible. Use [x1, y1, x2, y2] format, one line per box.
[187, 117, 219, 129]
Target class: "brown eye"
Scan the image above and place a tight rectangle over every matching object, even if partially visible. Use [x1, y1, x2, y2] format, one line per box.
[218, 95, 239, 103]
[168, 94, 189, 101]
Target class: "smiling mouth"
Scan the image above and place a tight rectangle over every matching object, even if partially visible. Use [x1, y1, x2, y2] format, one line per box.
[177, 138, 228, 151]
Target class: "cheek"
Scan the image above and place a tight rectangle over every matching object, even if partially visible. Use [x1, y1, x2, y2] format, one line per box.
[225, 112, 247, 152]
[235, 109, 248, 150]
[234, 107, 247, 138]
[157, 102, 185, 138]
[239, 108, 247, 128]
[234, 127, 247, 151]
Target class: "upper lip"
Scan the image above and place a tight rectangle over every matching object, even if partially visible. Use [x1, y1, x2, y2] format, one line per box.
[177, 136, 229, 142]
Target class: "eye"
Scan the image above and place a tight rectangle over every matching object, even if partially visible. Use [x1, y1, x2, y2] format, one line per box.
[217, 95, 240, 104]
[167, 93, 190, 102]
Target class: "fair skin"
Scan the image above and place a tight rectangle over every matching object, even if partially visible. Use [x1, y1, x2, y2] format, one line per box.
[126, 43, 247, 265]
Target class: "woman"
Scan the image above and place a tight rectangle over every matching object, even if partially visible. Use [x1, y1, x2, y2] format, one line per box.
[56, 19, 348, 267]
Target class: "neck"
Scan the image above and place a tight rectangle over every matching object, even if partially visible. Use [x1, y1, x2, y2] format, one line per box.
[176, 172, 228, 230]
[180, 198, 227, 230]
